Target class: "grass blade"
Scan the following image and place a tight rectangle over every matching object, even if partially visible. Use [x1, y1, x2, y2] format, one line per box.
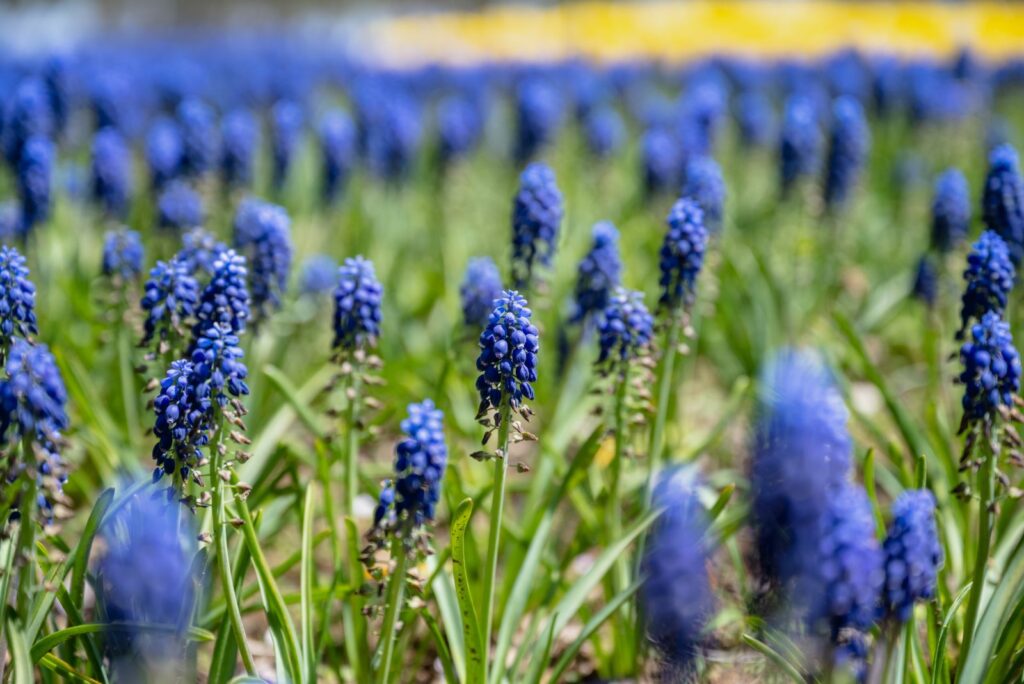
[451, 498, 484, 684]
[301, 488, 316, 684]
[741, 633, 805, 684]
[31, 623, 214, 663]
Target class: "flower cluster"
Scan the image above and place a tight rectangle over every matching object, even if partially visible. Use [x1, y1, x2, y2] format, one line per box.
[982, 144, 1024, 265]
[931, 168, 970, 253]
[779, 93, 821, 196]
[191, 322, 250, 408]
[475, 290, 539, 412]
[91, 127, 132, 219]
[683, 156, 726, 234]
[102, 229, 145, 282]
[271, 100, 304, 191]
[151, 360, 210, 483]
[16, 135, 53, 233]
[659, 198, 708, 312]
[0, 246, 38, 350]
[158, 181, 204, 230]
[571, 221, 621, 324]
[299, 255, 338, 297]
[640, 468, 715, 675]
[883, 490, 942, 622]
[332, 256, 383, 352]
[220, 109, 258, 190]
[823, 96, 870, 209]
[438, 96, 483, 166]
[145, 116, 183, 190]
[511, 162, 564, 290]
[597, 288, 654, 366]
[178, 227, 226, 277]
[140, 256, 199, 349]
[2, 78, 52, 168]
[912, 255, 938, 308]
[460, 256, 503, 329]
[360, 89, 422, 182]
[177, 98, 216, 178]
[193, 250, 251, 340]
[374, 399, 448, 535]
[959, 231, 1014, 336]
[583, 107, 625, 159]
[513, 79, 562, 164]
[959, 310, 1021, 425]
[642, 127, 680, 197]
[737, 90, 774, 148]
[319, 111, 356, 204]
[233, 199, 292, 323]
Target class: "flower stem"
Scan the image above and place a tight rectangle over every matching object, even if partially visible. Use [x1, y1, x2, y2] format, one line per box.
[608, 368, 632, 676]
[481, 399, 512, 682]
[343, 364, 364, 519]
[210, 426, 257, 676]
[960, 431, 996, 663]
[377, 536, 410, 684]
[644, 317, 681, 509]
[15, 437, 37, 616]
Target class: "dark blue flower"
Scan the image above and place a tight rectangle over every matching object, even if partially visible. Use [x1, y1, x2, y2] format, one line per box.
[912, 255, 938, 308]
[271, 100, 304, 192]
[233, 199, 292, 322]
[683, 156, 726, 235]
[960, 230, 1014, 336]
[16, 135, 54, 233]
[359, 88, 422, 183]
[460, 256, 503, 329]
[140, 256, 200, 348]
[0, 203, 19, 243]
[572, 221, 621, 324]
[374, 399, 448, 532]
[2, 78, 53, 169]
[475, 290, 539, 412]
[959, 311, 1021, 424]
[102, 229, 144, 281]
[640, 467, 715, 674]
[299, 255, 338, 296]
[982, 144, 1024, 265]
[157, 182, 204, 231]
[193, 249, 250, 339]
[319, 111, 356, 204]
[438, 95, 483, 166]
[91, 127, 133, 219]
[883, 490, 942, 623]
[513, 78, 563, 165]
[145, 116, 183, 191]
[220, 109, 258, 190]
[931, 169, 971, 253]
[511, 162, 564, 290]
[659, 198, 708, 311]
[151, 359, 211, 482]
[598, 288, 654, 365]
[332, 256, 383, 352]
[43, 56, 70, 139]
[583, 106, 625, 159]
[191, 322, 249, 407]
[0, 245, 38, 346]
[751, 348, 852, 587]
[178, 228, 226, 277]
[177, 98, 217, 179]
[824, 97, 870, 209]
[779, 93, 821, 196]
[642, 127, 681, 197]
[736, 90, 774, 148]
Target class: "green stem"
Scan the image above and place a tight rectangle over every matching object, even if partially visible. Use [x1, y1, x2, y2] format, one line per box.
[210, 427, 257, 676]
[644, 317, 680, 509]
[481, 400, 512, 683]
[117, 307, 139, 451]
[316, 441, 342, 571]
[344, 365, 364, 520]
[960, 432, 996, 664]
[377, 537, 410, 684]
[608, 369, 629, 590]
[15, 438, 37, 617]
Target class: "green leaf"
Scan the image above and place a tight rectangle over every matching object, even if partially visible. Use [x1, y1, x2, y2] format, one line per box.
[421, 608, 459, 684]
[9, 617, 34, 684]
[430, 563, 466, 683]
[524, 614, 557, 684]
[301, 488, 316, 684]
[72, 488, 115, 611]
[31, 623, 214, 663]
[708, 483, 735, 523]
[264, 364, 329, 439]
[38, 653, 101, 684]
[741, 633, 805, 684]
[451, 498, 484, 684]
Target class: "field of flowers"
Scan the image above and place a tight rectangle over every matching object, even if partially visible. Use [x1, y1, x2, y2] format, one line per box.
[0, 26, 1023, 684]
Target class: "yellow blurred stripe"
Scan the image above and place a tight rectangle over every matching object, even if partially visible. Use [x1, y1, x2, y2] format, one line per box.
[366, 1, 1024, 67]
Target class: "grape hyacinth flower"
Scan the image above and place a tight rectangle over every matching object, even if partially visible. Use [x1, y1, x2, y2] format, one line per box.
[475, 290, 539, 413]
[959, 230, 1014, 337]
[362, 92, 422, 183]
[157, 181, 204, 231]
[140, 256, 200, 350]
[91, 127, 133, 219]
[2, 78, 52, 168]
[233, 199, 292, 323]
[642, 127, 680, 197]
[683, 156, 726, 235]
[0, 203, 19, 243]
[373, 399, 448, 533]
[102, 229, 144, 282]
[191, 322, 250, 408]
[912, 255, 939, 308]
[43, 55, 70, 139]
[319, 111, 355, 204]
[145, 116, 183, 191]
[640, 468, 715, 676]
[193, 250, 250, 340]
[220, 109, 258, 190]
[511, 163, 564, 290]
[779, 93, 821, 196]
[823, 96, 870, 209]
[959, 311, 1021, 426]
[332, 256, 383, 352]
[178, 228, 226, 277]
[16, 135, 54, 233]
[571, 221, 621, 324]
[460, 256, 503, 329]
[751, 348, 853, 587]
[177, 98, 217, 179]
[882, 490, 942, 622]
[597, 288, 654, 366]
[736, 90, 774, 148]
[659, 198, 709, 313]
[583, 106, 625, 159]
[271, 100, 304, 191]
[982, 144, 1024, 265]
[0, 246, 38, 354]
[513, 78, 562, 165]
[150, 359, 211, 484]
[931, 169, 971, 253]
[438, 95, 483, 166]
[299, 255, 338, 297]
